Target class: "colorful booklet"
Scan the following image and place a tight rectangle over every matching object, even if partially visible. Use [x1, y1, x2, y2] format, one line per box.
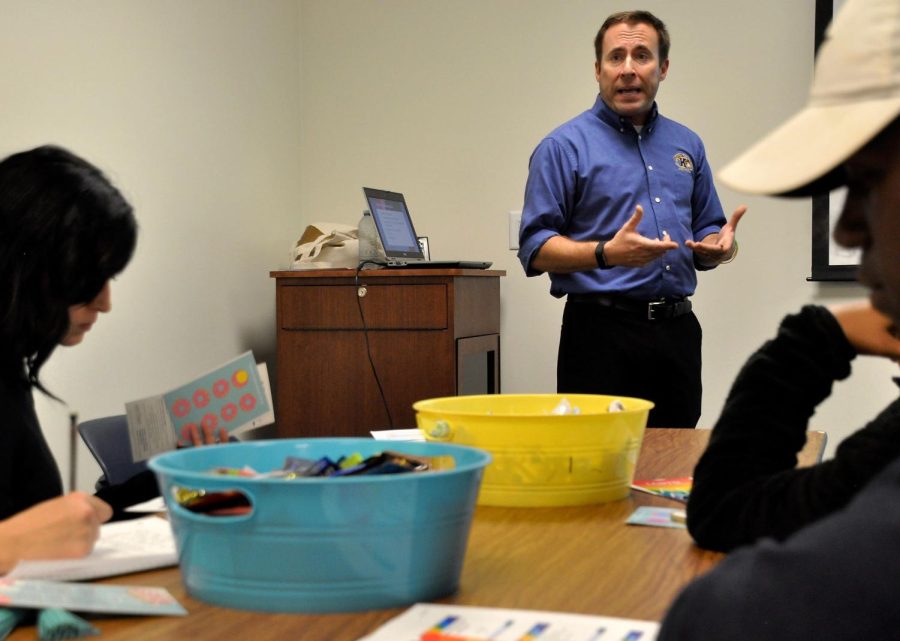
[125, 351, 274, 461]
[0, 579, 186, 616]
[630, 477, 692, 503]
[626, 506, 687, 530]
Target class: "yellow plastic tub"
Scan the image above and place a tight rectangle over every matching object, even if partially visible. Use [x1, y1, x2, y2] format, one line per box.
[413, 394, 653, 507]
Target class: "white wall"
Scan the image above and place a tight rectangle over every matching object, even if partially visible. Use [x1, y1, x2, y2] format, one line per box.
[3, 0, 893, 494]
[0, 0, 303, 491]
[297, 0, 898, 458]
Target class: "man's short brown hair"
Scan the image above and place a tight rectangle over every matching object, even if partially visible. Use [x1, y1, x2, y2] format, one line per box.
[594, 10, 670, 63]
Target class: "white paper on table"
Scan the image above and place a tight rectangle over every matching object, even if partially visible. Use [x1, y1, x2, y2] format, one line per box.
[7, 516, 177, 581]
[355, 602, 659, 641]
[125, 496, 167, 513]
[370, 429, 425, 442]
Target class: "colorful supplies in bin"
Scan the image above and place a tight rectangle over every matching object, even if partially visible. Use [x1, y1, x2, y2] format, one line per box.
[175, 450, 457, 516]
[208, 450, 454, 479]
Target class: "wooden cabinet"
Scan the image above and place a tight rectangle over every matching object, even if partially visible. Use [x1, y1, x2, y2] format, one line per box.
[270, 268, 504, 437]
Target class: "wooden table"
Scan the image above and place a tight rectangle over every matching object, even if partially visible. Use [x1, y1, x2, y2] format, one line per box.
[8, 429, 825, 640]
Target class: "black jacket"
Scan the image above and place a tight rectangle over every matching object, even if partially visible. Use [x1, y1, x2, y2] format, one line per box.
[659, 306, 900, 640]
[0, 377, 63, 519]
[687, 305, 900, 551]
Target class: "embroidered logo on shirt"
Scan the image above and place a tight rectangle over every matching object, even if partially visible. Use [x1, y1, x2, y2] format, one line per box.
[673, 153, 694, 173]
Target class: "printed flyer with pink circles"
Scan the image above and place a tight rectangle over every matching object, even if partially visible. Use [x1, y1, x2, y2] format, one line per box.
[125, 351, 274, 461]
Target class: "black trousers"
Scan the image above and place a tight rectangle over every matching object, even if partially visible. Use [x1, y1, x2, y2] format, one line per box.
[557, 301, 702, 428]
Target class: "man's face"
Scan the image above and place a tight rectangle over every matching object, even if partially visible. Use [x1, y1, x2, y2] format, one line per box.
[596, 21, 669, 125]
[834, 120, 900, 325]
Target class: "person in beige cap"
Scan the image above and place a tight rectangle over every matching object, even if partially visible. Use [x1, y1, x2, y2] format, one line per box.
[658, 0, 900, 638]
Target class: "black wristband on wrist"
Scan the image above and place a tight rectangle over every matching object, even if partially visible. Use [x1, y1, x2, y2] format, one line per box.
[595, 241, 613, 269]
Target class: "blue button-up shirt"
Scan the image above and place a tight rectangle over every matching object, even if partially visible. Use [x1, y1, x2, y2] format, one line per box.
[518, 95, 726, 299]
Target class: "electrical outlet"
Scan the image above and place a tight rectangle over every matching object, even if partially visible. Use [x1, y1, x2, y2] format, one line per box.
[508, 210, 522, 250]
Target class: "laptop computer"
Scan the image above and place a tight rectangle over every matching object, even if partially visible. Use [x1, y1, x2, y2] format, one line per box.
[362, 187, 492, 269]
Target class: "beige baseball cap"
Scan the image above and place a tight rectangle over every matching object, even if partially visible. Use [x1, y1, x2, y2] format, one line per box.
[718, 0, 900, 197]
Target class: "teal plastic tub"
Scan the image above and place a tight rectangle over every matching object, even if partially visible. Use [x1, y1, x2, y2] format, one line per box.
[148, 438, 490, 613]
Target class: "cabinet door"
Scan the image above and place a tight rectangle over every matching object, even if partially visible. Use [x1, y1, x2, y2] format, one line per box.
[276, 329, 456, 437]
[457, 334, 500, 395]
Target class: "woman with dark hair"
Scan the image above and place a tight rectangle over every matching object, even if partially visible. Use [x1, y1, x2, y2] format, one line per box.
[0, 146, 138, 391]
[0, 145, 137, 518]
[0, 145, 146, 572]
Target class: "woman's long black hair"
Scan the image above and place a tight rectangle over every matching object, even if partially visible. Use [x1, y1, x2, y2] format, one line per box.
[0, 145, 137, 390]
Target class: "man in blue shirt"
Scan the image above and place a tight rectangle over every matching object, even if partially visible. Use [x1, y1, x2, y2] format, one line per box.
[518, 10, 746, 427]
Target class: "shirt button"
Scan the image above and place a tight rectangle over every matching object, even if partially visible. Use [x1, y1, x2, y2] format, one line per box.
[648, 165, 653, 170]
[654, 197, 661, 203]
[665, 265, 671, 271]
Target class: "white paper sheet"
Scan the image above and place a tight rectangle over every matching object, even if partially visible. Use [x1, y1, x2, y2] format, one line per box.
[370, 429, 425, 442]
[356, 603, 659, 641]
[8, 516, 177, 581]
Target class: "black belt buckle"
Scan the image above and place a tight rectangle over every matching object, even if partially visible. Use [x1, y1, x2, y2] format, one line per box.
[648, 300, 666, 320]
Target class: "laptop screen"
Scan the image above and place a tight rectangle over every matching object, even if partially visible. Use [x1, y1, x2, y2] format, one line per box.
[362, 187, 424, 261]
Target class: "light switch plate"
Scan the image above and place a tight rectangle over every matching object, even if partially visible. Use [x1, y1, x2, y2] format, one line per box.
[508, 210, 521, 250]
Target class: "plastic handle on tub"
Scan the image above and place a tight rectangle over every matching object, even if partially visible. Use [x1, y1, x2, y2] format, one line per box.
[167, 485, 257, 523]
[427, 420, 453, 440]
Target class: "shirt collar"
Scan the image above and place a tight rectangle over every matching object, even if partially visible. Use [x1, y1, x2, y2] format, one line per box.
[591, 94, 659, 134]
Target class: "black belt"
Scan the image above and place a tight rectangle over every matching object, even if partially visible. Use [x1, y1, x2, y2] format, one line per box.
[567, 293, 692, 320]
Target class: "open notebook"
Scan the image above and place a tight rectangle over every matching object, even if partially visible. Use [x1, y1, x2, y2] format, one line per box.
[362, 187, 491, 269]
[7, 516, 177, 581]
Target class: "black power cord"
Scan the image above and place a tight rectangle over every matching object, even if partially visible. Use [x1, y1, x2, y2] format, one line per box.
[354, 262, 395, 427]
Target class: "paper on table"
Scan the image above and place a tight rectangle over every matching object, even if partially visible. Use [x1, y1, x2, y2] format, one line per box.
[0, 580, 186, 616]
[626, 506, 687, 530]
[370, 429, 425, 442]
[630, 477, 692, 503]
[355, 603, 659, 641]
[125, 496, 167, 513]
[7, 516, 177, 581]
